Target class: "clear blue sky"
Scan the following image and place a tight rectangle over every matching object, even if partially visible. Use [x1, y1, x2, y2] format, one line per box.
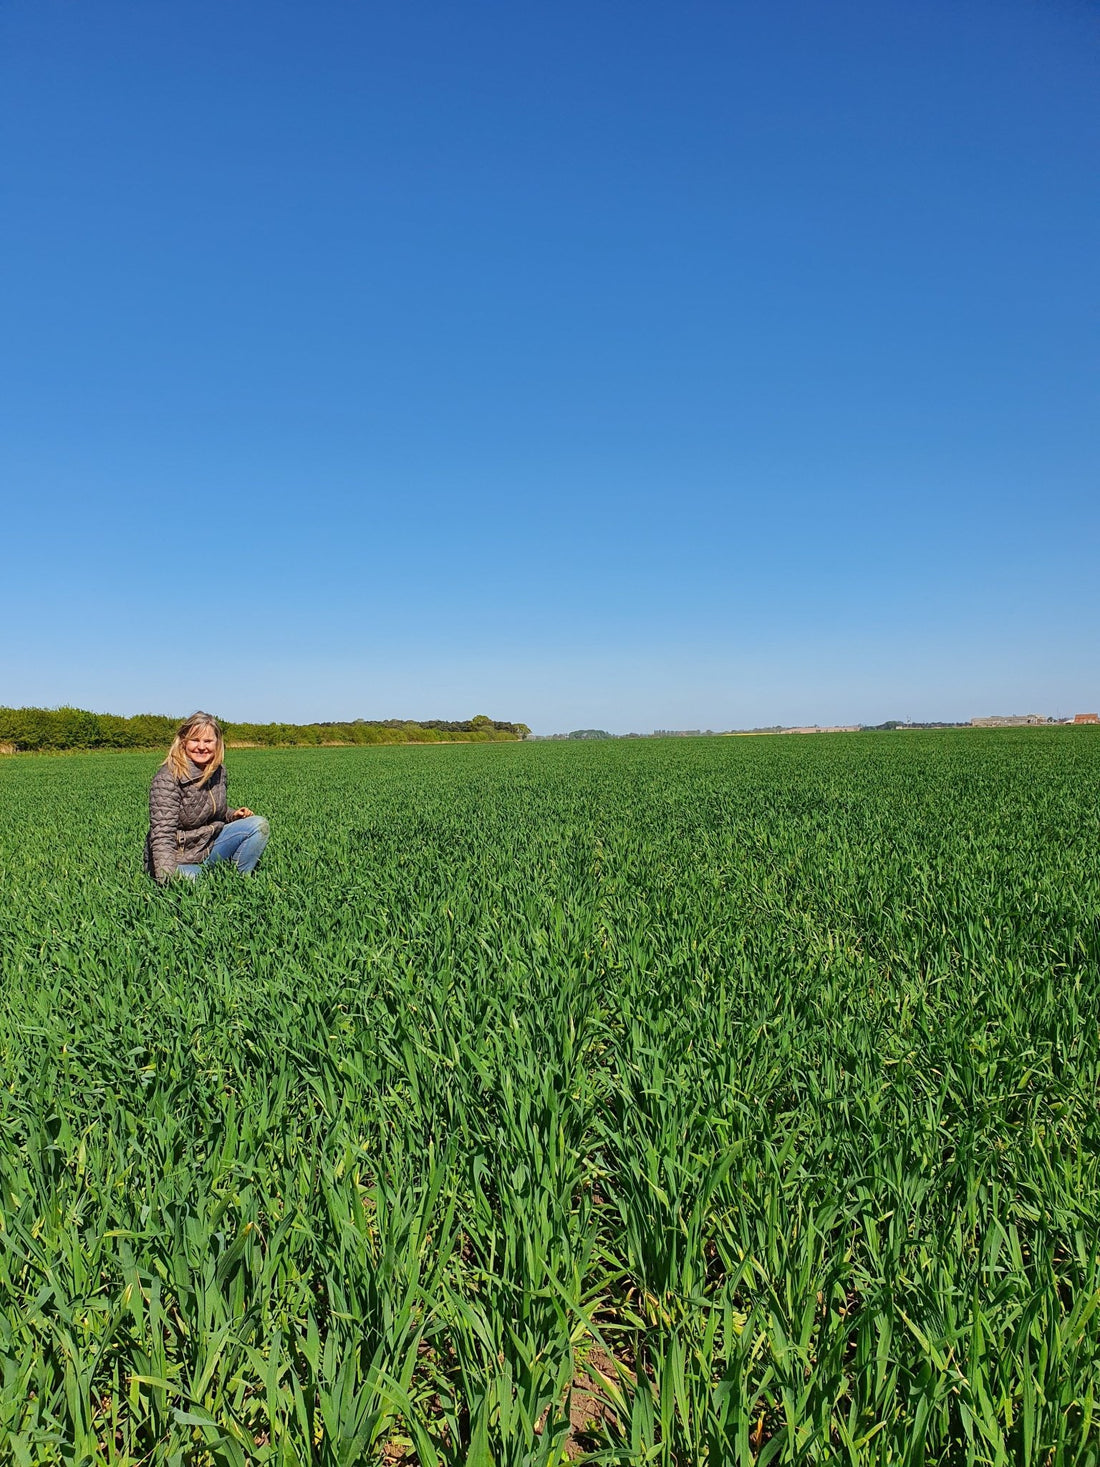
[3, 0, 1097, 732]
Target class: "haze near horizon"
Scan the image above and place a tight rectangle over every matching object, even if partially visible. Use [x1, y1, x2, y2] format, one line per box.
[2, 0, 1097, 734]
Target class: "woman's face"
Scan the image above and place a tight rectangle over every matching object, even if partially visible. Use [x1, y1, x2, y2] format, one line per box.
[184, 726, 218, 767]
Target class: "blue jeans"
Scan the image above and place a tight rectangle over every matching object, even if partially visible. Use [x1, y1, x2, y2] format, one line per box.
[178, 815, 270, 878]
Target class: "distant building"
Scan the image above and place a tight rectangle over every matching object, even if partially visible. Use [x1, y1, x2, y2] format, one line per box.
[971, 714, 1046, 727]
[781, 725, 860, 735]
[1073, 712, 1100, 724]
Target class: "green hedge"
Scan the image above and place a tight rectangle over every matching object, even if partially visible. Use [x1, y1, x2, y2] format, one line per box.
[0, 707, 529, 752]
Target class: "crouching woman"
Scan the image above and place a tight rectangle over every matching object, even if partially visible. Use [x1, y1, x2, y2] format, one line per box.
[145, 712, 270, 882]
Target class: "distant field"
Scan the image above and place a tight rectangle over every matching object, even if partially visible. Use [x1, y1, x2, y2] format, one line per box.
[2, 733, 1099, 1465]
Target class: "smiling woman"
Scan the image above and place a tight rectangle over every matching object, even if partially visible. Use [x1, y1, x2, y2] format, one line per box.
[144, 711, 270, 882]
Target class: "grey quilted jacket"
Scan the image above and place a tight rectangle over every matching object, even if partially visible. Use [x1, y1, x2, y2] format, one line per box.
[145, 760, 230, 881]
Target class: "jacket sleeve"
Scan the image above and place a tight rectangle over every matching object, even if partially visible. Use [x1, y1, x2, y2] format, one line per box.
[148, 767, 182, 882]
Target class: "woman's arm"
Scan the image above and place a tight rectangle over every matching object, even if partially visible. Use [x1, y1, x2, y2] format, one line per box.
[148, 767, 182, 882]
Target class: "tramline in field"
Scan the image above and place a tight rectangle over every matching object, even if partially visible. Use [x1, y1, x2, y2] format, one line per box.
[1, 731, 1098, 1464]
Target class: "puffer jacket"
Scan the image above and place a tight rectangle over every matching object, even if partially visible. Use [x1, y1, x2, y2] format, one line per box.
[145, 760, 230, 881]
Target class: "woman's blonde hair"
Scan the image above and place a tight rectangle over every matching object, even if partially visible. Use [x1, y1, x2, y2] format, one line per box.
[164, 712, 225, 785]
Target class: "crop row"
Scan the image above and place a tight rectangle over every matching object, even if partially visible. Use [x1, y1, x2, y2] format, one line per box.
[1, 732, 1098, 1463]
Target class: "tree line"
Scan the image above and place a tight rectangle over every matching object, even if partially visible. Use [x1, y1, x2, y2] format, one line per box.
[0, 707, 530, 752]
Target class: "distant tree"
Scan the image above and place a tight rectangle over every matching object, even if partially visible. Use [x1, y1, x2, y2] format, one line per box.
[0, 706, 531, 751]
[567, 729, 612, 740]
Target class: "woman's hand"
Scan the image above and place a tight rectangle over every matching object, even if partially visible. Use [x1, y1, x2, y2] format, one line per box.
[229, 807, 254, 821]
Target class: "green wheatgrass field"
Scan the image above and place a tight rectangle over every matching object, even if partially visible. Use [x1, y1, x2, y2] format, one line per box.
[2, 732, 1099, 1467]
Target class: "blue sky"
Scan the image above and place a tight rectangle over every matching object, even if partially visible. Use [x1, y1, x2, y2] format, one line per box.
[2, 0, 1097, 732]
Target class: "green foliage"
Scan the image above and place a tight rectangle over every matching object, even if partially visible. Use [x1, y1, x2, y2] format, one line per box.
[1, 730, 1099, 1463]
[0, 708, 527, 752]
